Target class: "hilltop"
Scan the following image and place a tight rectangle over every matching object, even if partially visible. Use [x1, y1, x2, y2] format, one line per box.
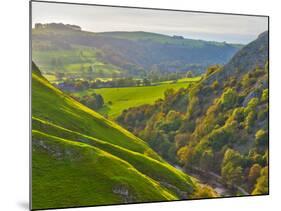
[32, 23, 242, 77]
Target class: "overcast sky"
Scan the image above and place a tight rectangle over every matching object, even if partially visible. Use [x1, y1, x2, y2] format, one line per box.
[32, 1, 268, 44]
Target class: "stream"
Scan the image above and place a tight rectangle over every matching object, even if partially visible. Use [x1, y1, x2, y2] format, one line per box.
[174, 165, 249, 197]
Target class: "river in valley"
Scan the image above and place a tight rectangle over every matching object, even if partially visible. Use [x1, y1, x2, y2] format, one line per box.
[174, 165, 249, 197]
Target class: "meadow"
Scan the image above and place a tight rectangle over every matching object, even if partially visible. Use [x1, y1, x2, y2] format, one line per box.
[73, 77, 201, 119]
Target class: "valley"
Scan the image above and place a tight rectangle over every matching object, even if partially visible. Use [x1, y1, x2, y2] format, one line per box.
[31, 22, 268, 209]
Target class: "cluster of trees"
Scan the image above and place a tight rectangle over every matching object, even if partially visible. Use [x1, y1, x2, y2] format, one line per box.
[117, 63, 269, 195]
[57, 77, 143, 92]
[146, 70, 195, 83]
[72, 92, 104, 110]
[56, 70, 198, 93]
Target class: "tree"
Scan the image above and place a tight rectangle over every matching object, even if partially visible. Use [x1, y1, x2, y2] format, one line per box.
[143, 78, 151, 86]
[164, 89, 175, 100]
[199, 148, 214, 170]
[87, 65, 93, 73]
[222, 148, 242, 166]
[221, 148, 243, 185]
[211, 80, 219, 90]
[192, 185, 218, 198]
[252, 166, 268, 195]
[220, 88, 238, 110]
[174, 133, 189, 149]
[261, 89, 268, 103]
[91, 93, 104, 109]
[248, 163, 261, 186]
[255, 129, 268, 148]
[245, 97, 259, 114]
[177, 146, 194, 165]
[79, 64, 85, 72]
[245, 111, 256, 132]
[206, 65, 221, 77]
[221, 162, 243, 185]
[186, 71, 193, 78]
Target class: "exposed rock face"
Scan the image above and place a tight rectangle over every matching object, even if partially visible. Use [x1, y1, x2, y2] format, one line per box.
[222, 31, 268, 76]
[112, 184, 135, 203]
[205, 31, 269, 85]
[159, 181, 188, 199]
[33, 139, 82, 161]
[242, 90, 259, 107]
[242, 78, 268, 107]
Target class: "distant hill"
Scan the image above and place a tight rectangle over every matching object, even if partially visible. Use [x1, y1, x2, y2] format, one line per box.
[31, 62, 218, 209]
[32, 23, 242, 76]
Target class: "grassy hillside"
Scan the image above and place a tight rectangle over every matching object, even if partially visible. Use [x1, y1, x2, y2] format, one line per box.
[32, 23, 241, 76]
[73, 77, 201, 118]
[97, 31, 242, 47]
[32, 47, 124, 79]
[31, 62, 207, 210]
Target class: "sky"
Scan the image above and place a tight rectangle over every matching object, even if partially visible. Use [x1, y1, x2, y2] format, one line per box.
[32, 1, 268, 44]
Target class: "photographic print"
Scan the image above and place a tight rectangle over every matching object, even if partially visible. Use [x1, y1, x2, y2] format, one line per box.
[31, 1, 269, 210]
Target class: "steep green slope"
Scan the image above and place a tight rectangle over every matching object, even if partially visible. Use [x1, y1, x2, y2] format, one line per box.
[32, 131, 177, 208]
[31, 62, 198, 209]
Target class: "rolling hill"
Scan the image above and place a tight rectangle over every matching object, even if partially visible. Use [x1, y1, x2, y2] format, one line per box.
[32, 23, 242, 77]
[31, 62, 215, 209]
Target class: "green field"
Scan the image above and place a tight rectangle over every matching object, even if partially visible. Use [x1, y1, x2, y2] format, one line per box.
[74, 77, 201, 119]
[31, 62, 200, 209]
[32, 47, 123, 78]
